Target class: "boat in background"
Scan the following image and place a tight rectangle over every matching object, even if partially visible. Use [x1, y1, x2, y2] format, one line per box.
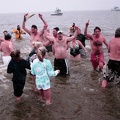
[51, 8, 63, 15]
[111, 6, 120, 11]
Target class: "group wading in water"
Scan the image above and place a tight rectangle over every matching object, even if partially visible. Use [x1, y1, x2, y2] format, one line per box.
[0, 13, 120, 105]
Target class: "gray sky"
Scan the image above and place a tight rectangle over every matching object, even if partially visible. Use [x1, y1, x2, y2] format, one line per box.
[0, 0, 120, 13]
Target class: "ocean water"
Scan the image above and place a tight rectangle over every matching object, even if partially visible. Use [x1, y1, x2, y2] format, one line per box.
[0, 10, 120, 39]
[0, 11, 120, 120]
[0, 10, 120, 49]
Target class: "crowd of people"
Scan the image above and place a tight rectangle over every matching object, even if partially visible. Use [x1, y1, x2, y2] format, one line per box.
[0, 13, 120, 105]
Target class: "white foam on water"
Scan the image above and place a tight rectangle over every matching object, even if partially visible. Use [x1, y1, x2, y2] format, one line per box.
[21, 47, 31, 54]
[0, 84, 9, 89]
[83, 87, 87, 90]
[89, 88, 95, 92]
[0, 65, 7, 70]
[84, 87, 96, 92]
[0, 76, 8, 83]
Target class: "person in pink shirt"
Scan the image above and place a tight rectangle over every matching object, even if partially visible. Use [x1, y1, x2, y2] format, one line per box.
[0, 33, 14, 66]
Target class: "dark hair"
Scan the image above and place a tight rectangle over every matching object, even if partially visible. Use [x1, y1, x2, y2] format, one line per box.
[94, 27, 101, 32]
[31, 25, 37, 29]
[4, 33, 11, 40]
[115, 28, 120, 38]
[10, 50, 21, 60]
[53, 27, 59, 32]
[17, 25, 20, 27]
[72, 23, 75, 27]
[3, 30, 7, 33]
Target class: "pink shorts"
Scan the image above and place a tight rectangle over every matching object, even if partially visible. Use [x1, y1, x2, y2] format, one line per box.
[90, 53, 105, 69]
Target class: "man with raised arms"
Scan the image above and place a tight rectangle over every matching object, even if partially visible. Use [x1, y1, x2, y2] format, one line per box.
[22, 13, 48, 48]
[44, 27, 78, 75]
[84, 20, 108, 71]
[22, 13, 48, 92]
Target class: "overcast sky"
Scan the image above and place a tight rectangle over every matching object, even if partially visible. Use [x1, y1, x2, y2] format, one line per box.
[0, 0, 120, 13]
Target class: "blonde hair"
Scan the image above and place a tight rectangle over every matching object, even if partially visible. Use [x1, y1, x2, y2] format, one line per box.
[37, 46, 47, 62]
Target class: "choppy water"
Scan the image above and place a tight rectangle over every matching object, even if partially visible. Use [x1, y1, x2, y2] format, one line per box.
[0, 11, 120, 120]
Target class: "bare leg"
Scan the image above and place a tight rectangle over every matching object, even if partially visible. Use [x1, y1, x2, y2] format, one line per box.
[39, 89, 45, 102]
[16, 96, 21, 101]
[101, 79, 107, 88]
[91, 59, 98, 70]
[44, 88, 51, 105]
[99, 61, 104, 72]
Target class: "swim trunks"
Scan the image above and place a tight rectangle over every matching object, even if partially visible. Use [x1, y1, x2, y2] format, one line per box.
[90, 52, 104, 69]
[54, 58, 69, 75]
[103, 59, 120, 82]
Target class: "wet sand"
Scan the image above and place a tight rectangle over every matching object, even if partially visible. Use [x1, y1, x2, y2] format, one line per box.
[0, 46, 120, 120]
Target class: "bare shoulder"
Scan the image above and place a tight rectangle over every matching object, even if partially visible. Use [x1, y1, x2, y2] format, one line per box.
[100, 35, 106, 40]
[110, 37, 117, 43]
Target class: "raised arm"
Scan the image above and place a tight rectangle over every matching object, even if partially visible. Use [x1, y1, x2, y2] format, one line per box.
[84, 20, 92, 40]
[38, 14, 48, 36]
[66, 26, 78, 42]
[22, 13, 31, 35]
[44, 30, 55, 42]
[38, 14, 48, 27]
